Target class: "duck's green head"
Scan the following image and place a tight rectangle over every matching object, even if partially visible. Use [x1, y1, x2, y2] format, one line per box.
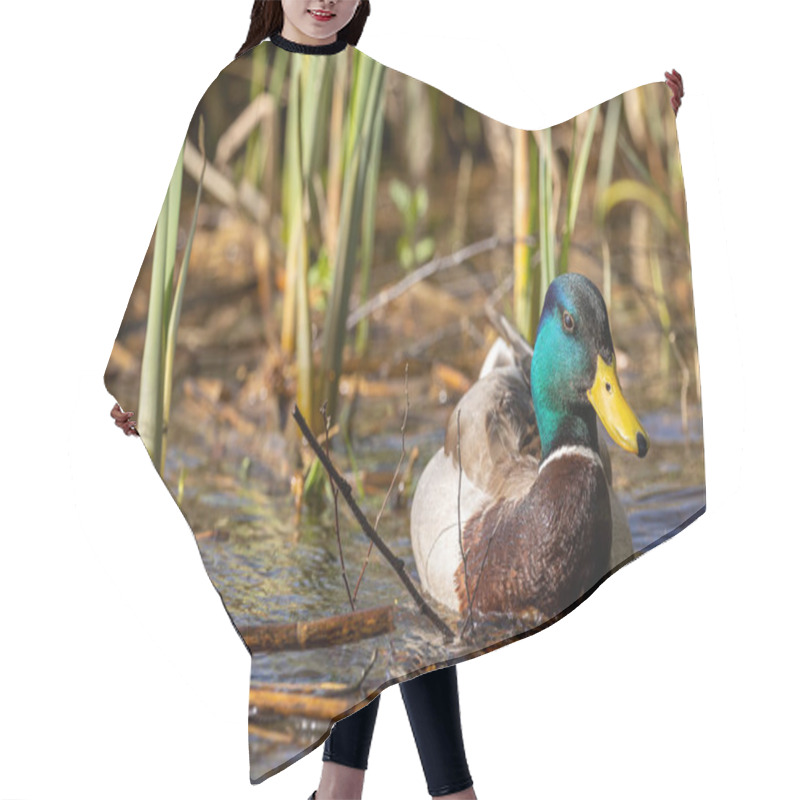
[530, 273, 649, 460]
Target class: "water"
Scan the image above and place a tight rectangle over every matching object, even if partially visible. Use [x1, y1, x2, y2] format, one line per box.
[164, 376, 704, 778]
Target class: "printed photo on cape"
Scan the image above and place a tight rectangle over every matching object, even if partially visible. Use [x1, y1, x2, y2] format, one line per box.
[104, 34, 704, 783]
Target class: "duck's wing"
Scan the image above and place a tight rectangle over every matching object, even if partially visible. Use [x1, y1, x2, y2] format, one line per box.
[411, 364, 538, 612]
[443, 366, 539, 500]
[411, 338, 539, 611]
[410, 446, 491, 611]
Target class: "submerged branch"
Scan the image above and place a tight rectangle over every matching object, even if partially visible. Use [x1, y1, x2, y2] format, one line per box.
[248, 690, 355, 721]
[293, 404, 455, 642]
[249, 650, 379, 721]
[240, 605, 393, 653]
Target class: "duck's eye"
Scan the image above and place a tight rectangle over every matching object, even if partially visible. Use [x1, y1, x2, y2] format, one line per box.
[562, 311, 575, 332]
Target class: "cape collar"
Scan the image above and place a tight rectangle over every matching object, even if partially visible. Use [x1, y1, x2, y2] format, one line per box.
[270, 32, 348, 55]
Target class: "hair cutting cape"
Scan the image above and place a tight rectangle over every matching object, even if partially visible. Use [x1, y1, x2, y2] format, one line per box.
[104, 37, 705, 783]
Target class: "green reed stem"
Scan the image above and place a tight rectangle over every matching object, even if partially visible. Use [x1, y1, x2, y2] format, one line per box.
[138, 118, 206, 476]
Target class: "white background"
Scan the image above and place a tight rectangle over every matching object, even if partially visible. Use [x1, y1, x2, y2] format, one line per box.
[1, 1, 797, 798]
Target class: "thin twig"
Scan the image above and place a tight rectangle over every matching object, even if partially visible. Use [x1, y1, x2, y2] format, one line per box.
[484, 272, 515, 315]
[345, 234, 538, 331]
[628, 278, 694, 438]
[350, 647, 379, 695]
[455, 410, 472, 632]
[667, 330, 691, 436]
[374, 364, 410, 532]
[322, 402, 354, 611]
[353, 364, 410, 602]
[293, 405, 455, 641]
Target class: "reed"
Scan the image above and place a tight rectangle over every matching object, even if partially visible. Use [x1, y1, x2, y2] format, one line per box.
[355, 97, 386, 356]
[559, 106, 600, 274]
[512, 127, 533, 341]
[593, 85, 693, 389]
[318, 51, 386, 421]
[600, 89, 688, 246]
[243, 41, 267, 189]
[512, 108, 597, 340]
[325, 53, 348, 270]
[389, 179, 434, 271]
[244, 44, 289, 194]
[535, 127, 556, 322]
[594, 95, 622, 306]
[138, 118, 207, 475]
[282, 53, 339, 426]
[271, 50, 386, 431]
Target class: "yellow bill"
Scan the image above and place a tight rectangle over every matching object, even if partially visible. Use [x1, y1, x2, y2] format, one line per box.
[587, 355, 650, 458]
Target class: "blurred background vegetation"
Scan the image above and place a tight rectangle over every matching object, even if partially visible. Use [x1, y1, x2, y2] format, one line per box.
[106, 44, 699, 494]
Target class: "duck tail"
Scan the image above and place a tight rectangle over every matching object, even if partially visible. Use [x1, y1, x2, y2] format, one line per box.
[481, 305, 533, 380]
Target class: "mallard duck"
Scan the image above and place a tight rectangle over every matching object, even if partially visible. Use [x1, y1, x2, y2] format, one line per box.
[410, 273, 649, 619]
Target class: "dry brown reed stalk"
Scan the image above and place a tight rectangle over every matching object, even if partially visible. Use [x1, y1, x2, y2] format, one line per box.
[513, 128, 533, 341]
